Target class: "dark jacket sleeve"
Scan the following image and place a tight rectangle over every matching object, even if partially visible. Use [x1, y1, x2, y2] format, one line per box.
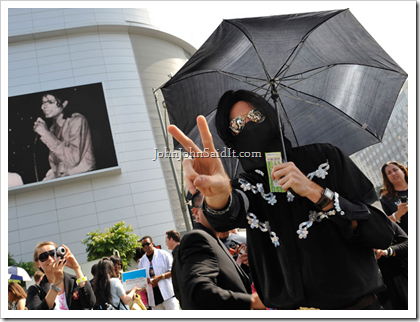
[178, 232, 251, 310]
[380, 195, 395, 216]
[317, 145, 394, 249]
[27, 273, 96, 310]
[27, 283, 51, 310]
[77, 277, 96, 309]
[390, 221, 408, 258]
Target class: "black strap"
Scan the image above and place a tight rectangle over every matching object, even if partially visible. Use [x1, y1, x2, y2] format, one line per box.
[117, 298, 128, 310]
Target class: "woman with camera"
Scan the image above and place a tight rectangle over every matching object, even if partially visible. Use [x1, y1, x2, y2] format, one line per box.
[377, 161, 408, 309]
[380, 161, 408, 234]
[26, 242, 95, 310]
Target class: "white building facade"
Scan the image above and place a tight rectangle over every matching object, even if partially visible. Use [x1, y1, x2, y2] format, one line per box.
[8, 8, 195, 263]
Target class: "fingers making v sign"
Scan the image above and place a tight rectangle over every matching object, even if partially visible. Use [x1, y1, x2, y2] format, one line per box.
[168, 115, 231, 210]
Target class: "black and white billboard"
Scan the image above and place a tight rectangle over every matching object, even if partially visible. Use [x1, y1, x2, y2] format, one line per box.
[9, 83, 118, 189]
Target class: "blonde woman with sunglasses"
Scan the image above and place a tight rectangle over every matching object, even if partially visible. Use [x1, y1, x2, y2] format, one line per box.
[26, 241, 95, 310]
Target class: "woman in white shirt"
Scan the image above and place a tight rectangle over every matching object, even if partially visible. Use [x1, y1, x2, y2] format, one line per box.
[93, 258, 139, 310]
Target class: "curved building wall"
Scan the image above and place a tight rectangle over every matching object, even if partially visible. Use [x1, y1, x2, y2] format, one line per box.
[8, 8, 194, 263]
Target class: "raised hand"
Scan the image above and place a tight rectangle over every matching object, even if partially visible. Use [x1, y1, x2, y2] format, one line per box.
[33, 117, 49, 136]
[60, 244, 79, 271]
[396, 201, 408, 219]
[168, 115, 231, 210]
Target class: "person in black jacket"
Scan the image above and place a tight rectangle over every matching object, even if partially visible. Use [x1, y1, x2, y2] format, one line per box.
[168, 89, 394, 310]
[375, 220, 408, 309]
[379, 161, 408, 234]
[27, 241, 95, 310]
[174, 190, 265, 310]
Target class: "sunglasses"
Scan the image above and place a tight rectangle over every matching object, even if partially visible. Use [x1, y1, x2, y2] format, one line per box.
[142, 242, 152, 247]
[38, 249, 56, 262]
[229, 109, 265, 134]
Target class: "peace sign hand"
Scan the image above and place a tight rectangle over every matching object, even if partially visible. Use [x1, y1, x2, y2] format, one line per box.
[168, 115, 231, 210]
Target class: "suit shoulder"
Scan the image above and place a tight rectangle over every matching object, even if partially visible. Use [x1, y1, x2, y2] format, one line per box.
[180, 229, 215, 248]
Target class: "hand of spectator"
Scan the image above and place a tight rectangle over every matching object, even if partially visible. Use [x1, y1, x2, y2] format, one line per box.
[374, 249, 387, 260]
[250, 292, 266, 310]
[51, 257, 66, 285]
[60, 245, 80, 271]
[238, 252, 249, 266]
[396, 202, 408, 218]
[150, 278, 159, 287]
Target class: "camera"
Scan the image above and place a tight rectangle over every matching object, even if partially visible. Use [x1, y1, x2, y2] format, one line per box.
[56, 246, 66, 259]
[229, 239, 242, 249]
[400, 196, 408, 204]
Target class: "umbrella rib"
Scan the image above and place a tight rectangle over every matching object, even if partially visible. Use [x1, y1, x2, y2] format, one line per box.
[216, 70, 267, 83]
[278, 88, 379, 140]
[280, 65, 335, 89]
[275, 9, 346, 80]
[216, 70, 274, 94]
[225, 20, 272, 81]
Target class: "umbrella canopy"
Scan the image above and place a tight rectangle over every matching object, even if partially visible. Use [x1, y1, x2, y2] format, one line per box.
[8, 266, 31, 281]
[161, 9, 407, 176]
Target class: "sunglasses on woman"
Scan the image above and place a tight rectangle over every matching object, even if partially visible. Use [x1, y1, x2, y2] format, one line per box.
[229, 109, 265, 134]
[37, 249, 56, 262]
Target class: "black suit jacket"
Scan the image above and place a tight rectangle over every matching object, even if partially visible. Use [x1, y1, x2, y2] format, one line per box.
[171, 244, 181, 305]
[27, 272, 95, 310]
[174, 223, 252, 310]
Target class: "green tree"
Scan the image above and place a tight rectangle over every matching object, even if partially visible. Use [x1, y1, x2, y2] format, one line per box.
[82, 221, 141, 271]
[8, 252, 18, 267]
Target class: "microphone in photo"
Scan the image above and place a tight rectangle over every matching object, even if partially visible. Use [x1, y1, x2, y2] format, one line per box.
[33, 115, 46, 145]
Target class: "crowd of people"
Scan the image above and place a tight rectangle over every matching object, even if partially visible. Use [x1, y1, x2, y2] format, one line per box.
[9, 90, 408, 311]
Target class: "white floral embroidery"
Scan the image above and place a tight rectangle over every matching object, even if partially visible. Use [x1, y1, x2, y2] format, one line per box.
[297, 210, 336, 239]
[255, 169, 264, 177]
[246, 212, 280, 247]
[307, 161, 330, 180]
[238, 178, 277, 206]
[334, 192, 345, 215]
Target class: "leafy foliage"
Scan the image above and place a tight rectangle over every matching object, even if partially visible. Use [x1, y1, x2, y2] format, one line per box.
[8, 252, 18, 266]
[82, 221, 141, 271]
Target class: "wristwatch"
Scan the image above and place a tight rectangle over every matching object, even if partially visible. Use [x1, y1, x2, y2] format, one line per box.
[316, 188, 334, 209]
[161, 274, 165, 280]
[50, 283, 62, 292]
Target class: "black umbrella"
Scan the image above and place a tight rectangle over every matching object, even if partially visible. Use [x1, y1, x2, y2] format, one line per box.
[160, 9, 407, 177]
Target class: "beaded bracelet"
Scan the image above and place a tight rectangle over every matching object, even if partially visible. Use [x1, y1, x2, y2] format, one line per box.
[392, 213, 401, 223]
[202, 194, 232, 215]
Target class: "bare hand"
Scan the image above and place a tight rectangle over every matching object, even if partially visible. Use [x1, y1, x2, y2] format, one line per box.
[60, 245, 79, 271]
[374, 249, 387, 260]
[51, 257, 66, 284]
[168, 116, 231, 209]
[238, 252, 249, 266]
[33, 117, 49, 136]
[250, 292, 266, 310]
[150, 278, 158, 287]
[397, 202, 408, 218]
[271, 162, 320, 198]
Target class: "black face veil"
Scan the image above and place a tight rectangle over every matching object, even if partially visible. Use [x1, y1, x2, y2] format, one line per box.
[215, 90, 289, 173]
